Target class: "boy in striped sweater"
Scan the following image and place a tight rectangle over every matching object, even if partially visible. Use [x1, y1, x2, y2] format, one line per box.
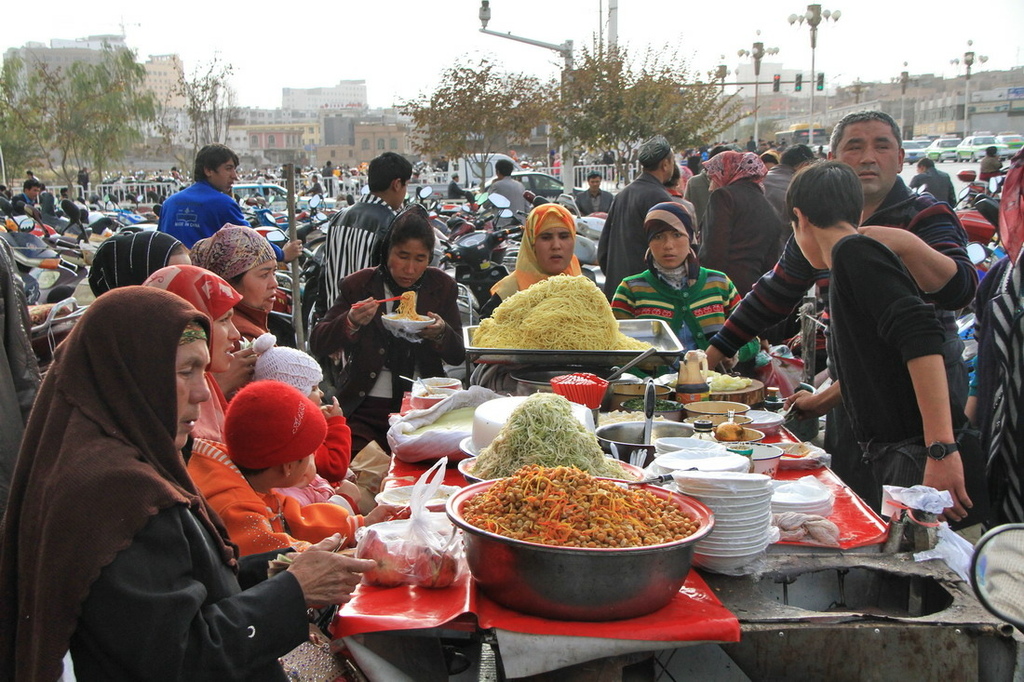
[612, 202, 759, 364]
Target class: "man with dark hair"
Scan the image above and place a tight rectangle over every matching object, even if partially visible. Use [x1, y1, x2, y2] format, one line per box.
[321, 151, 412, 312]
[597, 135, 675, 298]
[13, 179, 43, 212]
[487, 159, 527, 215]
[683, 144, 728, 233]
[575, 171, 614, 216]
[979, 146, 1003, 181]
[787, 161, 971, 521]
[705, 111, 981, 517]
[910, 158, 956, 206]
[158, 144, 248, 248]
[763, 144, 817, 232]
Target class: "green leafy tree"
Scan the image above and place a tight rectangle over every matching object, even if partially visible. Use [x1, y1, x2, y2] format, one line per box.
[0, 49, 156, 188]
[401, 57, 551, 188]
[552, 43, 741, 179]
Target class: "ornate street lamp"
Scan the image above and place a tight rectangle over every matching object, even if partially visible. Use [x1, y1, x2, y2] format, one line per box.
[950, 41, 988, 137]
[738, 33, 779, 147]
[788, 4, 840, 146]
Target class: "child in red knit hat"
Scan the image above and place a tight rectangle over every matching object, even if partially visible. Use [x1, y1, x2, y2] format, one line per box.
[189, 380, 400, 556]
[252, 332, 361, 510]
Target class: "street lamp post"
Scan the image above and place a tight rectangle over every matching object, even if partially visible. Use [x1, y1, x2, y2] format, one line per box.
[898, 63, 909, 137]
[951, 41, 988, 138]
[738, 34, 779, 147]
[478, 0, 575, 193]
[788, 4, 840, 147]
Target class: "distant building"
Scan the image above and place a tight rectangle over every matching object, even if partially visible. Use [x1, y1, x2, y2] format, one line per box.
[144, 54, 185, 108]
[282, 81, 367, 111]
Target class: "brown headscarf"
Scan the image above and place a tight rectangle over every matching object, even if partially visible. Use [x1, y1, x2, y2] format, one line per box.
[0, 287, 237, 682]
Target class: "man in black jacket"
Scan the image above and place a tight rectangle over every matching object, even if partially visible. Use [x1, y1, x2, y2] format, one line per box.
[321, 152, 411, 312]
[597, 136, 674, 298]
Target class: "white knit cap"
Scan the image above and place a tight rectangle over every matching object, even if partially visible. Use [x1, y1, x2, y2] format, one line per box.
[252, 333, 323, 395]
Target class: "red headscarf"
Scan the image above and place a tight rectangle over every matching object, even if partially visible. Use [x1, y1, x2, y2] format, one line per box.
[703, 151, 767, 189]
[144, 264, 243, 321]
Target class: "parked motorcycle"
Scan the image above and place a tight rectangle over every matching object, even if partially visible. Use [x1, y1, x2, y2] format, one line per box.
[440, 193, 522, 309]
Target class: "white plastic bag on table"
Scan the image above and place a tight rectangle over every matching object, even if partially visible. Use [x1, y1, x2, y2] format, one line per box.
[354, 457, 465, 588]
[387, 385, 503, 463]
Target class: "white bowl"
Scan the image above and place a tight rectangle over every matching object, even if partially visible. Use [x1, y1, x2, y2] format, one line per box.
[654, 450, 751, 474]
[654, 437, 727, 455]
[381, 314, 432, 337]
[749, 444, 783, 478]
[745, 410, 785, 436]
[375, 484, 461, 511]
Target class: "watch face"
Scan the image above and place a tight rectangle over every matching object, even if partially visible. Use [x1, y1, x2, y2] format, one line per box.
[928, 442, 954, 460]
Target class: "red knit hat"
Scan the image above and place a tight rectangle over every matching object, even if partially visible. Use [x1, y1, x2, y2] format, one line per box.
[224, 380, 328, 469]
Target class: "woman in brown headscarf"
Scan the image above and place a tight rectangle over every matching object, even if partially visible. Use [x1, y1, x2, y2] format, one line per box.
[0, 287, 372, 681]
[191, 224, 279, 342]
[697, 150, 784, 296]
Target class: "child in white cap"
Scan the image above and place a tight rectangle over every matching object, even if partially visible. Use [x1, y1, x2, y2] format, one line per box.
[252, 333, 360, 510]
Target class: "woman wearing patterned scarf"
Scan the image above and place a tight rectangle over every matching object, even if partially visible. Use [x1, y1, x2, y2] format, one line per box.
[612, 202, 760, 366]
[698, 150, 785, 296]
[191, 225, 278, 342]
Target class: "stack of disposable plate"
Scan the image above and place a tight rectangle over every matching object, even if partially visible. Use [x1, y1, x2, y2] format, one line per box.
[673, 471, 774, 573]
[771, 478, 835, 517]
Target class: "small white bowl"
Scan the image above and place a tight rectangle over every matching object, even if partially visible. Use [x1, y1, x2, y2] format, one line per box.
[749, 444, 783, 478]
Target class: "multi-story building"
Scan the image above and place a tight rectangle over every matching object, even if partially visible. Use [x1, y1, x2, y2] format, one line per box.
[282, 81, 368, 111]
[144, 54, 186, 108]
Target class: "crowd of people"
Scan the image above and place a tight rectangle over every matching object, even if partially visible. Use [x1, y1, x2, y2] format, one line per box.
[0, 110, 1021, 679]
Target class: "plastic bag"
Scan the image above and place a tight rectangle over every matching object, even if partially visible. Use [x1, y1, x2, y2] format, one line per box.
[755, 346, 804, 397]
[354, 458, 464, 588]
[915, 522, 975, 582]
[387, 385, 504, 463]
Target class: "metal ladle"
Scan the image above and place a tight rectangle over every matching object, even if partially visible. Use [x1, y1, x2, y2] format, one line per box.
[605, 347, 659, 383]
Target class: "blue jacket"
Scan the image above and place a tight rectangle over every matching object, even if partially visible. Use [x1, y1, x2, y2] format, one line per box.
[158, 181, 248, 248]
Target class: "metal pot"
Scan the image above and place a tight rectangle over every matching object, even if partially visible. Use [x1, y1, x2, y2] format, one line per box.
[446, 480, 714, 621]
[595, 421, 695, 468]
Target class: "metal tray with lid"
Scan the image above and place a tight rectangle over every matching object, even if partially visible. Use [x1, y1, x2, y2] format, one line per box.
[463, 319, 683, 366]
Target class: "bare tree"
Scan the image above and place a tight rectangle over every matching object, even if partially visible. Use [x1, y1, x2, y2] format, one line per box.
[176, 56, 237, 158]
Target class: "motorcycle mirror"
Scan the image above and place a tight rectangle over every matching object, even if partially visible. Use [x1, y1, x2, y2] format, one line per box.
[309, 194, 323, 210]
[418, 185, 433, 200]
[136, 194, 145, 203]
[60, 199, 81, 224]
[989, 177, 1001, 194]
[498, 208, 514, 219]
[360, 185, 370, 196]
[958, 186, 970, 201]
[488, 193, 511, 210]
[966, 242, 988, 265]
[972, 523, 1024, 630]
[265, 229, 288, 244]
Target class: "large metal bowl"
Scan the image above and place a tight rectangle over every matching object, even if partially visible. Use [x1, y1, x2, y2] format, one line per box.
[446, 480, 714, 621]
[595, 420, 695, 468]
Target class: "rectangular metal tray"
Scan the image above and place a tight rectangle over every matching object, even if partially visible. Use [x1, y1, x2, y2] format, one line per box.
[463, 319, 683, 366]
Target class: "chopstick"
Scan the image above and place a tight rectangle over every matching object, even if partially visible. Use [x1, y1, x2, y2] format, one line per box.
[353, 295, 403, 308]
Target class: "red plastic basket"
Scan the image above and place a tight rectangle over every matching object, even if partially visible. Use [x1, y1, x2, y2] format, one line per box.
[550, 373, 610, 409]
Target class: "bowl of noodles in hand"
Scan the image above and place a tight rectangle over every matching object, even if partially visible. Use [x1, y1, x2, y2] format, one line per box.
[381, 291, 433, 340]
[457, 393, 644, 483]
[446, 464, 714, 620]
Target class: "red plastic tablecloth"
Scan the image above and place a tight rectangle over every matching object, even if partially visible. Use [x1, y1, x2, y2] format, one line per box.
[335, 440, 740, 642]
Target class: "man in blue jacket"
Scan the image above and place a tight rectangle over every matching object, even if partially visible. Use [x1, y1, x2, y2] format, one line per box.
[158, 144, 248, 248]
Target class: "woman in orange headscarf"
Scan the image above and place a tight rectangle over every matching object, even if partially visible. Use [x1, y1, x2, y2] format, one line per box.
[480, 203, 582, 317]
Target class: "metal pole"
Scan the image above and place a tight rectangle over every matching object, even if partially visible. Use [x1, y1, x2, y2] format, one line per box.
[963, 69, 970, 137]
[285, 164, 305, 350]
[808, 26, 816, 147]
[608, 0, 618, 48]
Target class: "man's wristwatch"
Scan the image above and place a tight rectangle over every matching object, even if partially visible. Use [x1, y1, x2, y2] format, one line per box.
[926, 441, 958, 461]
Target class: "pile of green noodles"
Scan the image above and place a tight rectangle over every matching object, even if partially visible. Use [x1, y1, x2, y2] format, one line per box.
[473, 393, 627, 479]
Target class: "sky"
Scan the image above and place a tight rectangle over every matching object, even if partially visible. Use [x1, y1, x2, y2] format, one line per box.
[4, 0, 1023, 110]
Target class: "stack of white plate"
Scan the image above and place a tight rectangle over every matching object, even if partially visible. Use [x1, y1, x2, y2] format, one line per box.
[673, 471, 774, 573]
[771, 478, 835, 516]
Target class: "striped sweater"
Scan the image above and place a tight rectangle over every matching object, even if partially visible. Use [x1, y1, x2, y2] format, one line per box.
[612, 268, 759, 362]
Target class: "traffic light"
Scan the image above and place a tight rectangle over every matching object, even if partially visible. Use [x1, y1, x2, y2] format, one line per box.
[816, 73, 825, 91]
[794, 74, 803, 92]
[772, 75, 781, 92]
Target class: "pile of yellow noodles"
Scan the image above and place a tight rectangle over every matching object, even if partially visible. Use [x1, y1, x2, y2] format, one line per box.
[472, 275, 651, 351]
[393, 291, 427, 320]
